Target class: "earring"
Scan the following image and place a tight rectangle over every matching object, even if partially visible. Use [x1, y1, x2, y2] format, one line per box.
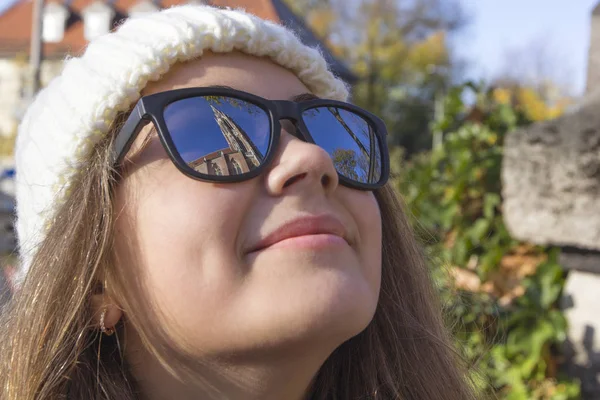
[100, 307, 115, 336]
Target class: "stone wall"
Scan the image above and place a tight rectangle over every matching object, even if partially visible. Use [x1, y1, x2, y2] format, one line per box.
[502, 95, 600, 252]
[562, 272, 600, 398]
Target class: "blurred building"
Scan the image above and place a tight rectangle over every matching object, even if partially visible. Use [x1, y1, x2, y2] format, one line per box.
[502, 3, 600, 398]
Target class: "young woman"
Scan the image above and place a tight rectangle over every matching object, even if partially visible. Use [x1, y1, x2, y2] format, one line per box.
[0, 5, 477, 400]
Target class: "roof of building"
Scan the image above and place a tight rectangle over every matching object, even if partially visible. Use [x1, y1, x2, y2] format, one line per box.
[594, 1, 600, 16]
[0, 0, 356, 82]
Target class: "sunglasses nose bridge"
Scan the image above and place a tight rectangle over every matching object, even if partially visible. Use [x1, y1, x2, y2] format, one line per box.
[272, 100, 307, 140]
[272, 100, 300, 122]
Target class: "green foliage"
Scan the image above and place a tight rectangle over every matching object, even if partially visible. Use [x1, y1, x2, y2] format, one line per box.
[393, 83, 581, 399]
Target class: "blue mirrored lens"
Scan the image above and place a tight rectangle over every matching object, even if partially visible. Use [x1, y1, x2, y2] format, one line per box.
[302, 107, 382, 184]
[164, 96, 270, 177]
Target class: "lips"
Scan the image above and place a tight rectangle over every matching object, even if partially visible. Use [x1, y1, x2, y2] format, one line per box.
[248, 215, 348, 253]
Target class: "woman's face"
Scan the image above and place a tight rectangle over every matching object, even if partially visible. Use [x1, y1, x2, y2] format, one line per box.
[114, 52, 382, 360]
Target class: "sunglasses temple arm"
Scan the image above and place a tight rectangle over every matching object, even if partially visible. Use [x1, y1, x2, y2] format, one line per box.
[111, 104, 146, 166]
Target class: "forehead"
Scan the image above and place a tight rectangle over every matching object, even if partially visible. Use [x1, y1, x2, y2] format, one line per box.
[143, 51, 311, 100]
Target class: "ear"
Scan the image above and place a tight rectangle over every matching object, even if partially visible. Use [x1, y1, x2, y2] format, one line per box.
[91, 281, 123, 331]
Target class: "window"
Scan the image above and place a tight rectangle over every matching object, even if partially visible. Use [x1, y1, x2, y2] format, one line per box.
[231, 159, 242, 175]
[211, 162, 223, 176]
[128, 0, 159, 19]
[42, 2, 69, 43]
[82, 1, 115, 41]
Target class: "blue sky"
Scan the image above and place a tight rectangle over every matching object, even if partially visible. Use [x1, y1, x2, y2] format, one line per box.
[0, 0, 13, 15]
[1, 0, 598, 95]
[455, 0, 599, 95]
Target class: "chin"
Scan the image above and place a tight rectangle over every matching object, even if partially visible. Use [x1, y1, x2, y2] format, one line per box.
[248, 263, 379, 353]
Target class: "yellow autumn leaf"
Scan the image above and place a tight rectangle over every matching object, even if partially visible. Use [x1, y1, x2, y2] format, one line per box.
[307, 8, 337, 39]
[492, 88, 511, 105]
[406, 31, 448, 70]
[517, 88, 549, 122]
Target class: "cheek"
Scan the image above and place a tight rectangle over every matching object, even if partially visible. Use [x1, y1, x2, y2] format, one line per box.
[345, 190, 382, 295]
[113, 164, 254, 340]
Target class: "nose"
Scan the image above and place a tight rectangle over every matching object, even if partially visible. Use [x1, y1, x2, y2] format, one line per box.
[265, 126, 339, 196]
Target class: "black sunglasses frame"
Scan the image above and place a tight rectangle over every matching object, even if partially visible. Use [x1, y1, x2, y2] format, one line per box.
[113, 87, 390, 190]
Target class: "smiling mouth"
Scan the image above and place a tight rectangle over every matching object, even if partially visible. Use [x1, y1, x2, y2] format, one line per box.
[248, 215, 349, 254]
[258, 233, 348, 251]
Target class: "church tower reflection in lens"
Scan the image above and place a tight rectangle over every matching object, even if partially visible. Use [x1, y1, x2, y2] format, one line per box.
[189, 105, 264, 176]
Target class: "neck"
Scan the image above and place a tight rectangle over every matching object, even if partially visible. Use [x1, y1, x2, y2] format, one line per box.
[127, 340, 330, 400]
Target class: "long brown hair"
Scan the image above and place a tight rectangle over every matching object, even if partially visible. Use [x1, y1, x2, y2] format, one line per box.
[0, 112, 479, 399]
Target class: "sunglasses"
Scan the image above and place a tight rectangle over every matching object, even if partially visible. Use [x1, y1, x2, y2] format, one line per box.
[113, 87, 389, 190]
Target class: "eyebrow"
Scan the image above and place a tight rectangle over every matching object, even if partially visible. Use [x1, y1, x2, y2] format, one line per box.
[208, 85, 319, 102]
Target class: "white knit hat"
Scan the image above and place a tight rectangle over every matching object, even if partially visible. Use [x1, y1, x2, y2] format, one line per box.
[14, 4, 350, 282]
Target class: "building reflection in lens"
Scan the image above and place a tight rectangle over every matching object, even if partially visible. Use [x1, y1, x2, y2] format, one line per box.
[188, 105, 264, 176]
